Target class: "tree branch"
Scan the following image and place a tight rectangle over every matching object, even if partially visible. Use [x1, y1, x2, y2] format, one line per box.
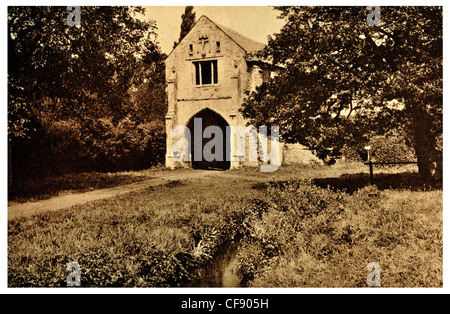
[377, 28, 396, 40]
[363, 30, 377, 50]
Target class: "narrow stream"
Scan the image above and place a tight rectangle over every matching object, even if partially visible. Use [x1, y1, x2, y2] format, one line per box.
[188, 237, 243, 287]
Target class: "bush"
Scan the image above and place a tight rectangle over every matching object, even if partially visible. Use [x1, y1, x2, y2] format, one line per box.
[342, 128, 416, 163]
[10, 115, 166, 181]
[77, 116, 165, 171]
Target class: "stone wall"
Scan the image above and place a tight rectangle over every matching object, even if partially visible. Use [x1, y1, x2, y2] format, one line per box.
[282, 143, 323, 165]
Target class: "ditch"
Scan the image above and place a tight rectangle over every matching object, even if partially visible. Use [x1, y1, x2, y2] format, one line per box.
[188, 236, 244, 287]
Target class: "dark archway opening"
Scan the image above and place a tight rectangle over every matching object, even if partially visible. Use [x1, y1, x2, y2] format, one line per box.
[186, 108, 231, 170]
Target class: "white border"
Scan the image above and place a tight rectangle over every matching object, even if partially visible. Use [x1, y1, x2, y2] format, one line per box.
[2, 0, 448, 295]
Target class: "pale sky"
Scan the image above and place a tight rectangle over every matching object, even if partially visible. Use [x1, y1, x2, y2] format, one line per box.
[143, 6, 286, 54]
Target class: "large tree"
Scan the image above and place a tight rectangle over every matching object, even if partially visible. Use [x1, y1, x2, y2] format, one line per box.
[241, 6, 442, 181]
[8, 6, 159, 129]
[173, 6, 196, 48]
[8, 6, 164, 177]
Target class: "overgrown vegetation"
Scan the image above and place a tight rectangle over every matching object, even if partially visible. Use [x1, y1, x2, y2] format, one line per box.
[8, 6, 166, 184]
[237, 180, 442, 287]
[8, 165, 442, 288]
[341, 128, 417, 163]
[8, 176, 263, 287]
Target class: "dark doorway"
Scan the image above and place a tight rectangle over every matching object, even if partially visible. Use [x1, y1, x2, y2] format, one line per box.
[186, 108, 231, 170]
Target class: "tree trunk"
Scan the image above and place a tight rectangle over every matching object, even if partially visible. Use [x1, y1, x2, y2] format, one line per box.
[8, 142, 13, 187]
[414, 139, 440, 183]
[410, 104, 442, 183]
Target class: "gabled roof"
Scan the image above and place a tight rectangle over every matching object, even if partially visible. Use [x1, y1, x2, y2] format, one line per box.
[168, 15, 266, 58]
[211, 18, 266, 54]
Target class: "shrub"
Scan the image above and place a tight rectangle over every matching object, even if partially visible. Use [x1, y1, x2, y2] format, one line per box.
[10, 115, 166, 181]
[78, 116, 165, 171]
[342, 128, 416, 163]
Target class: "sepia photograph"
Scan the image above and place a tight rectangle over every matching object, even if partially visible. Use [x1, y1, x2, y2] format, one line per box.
[5, 3, 445, 295]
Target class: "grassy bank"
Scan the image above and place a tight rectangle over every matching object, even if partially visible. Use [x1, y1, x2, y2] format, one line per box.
[8, 164, 442, 287]
[237, 181, 443, 287]
[8, 175, 264, 287]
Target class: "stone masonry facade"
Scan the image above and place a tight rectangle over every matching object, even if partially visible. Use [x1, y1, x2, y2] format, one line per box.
[165, 15, 320, 170]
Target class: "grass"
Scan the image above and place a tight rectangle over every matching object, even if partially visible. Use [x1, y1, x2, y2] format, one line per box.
[8, 174, 265, 287]
[8, 163, 443, 287]
[236, 181, 442, 287]
[8, 171, 150, 203]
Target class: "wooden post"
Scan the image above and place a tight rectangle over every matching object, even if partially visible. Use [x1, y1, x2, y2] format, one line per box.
[365, 146, 373, 185]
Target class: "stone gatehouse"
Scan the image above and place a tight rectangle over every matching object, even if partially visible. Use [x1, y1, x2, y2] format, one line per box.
[165, 15, 320, 170]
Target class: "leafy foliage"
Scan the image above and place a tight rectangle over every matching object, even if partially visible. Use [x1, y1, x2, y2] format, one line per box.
[8, 6, 167, 180]
[241, 6, 442, 180]
[9, 6, 156, 132]
[341, 128, 416, 163]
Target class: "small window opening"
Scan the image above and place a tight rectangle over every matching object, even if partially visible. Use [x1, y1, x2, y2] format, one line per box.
[194, 60, 218, 85]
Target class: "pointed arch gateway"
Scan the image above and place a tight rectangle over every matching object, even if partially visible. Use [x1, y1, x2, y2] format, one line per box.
[186, 108, 231, 170]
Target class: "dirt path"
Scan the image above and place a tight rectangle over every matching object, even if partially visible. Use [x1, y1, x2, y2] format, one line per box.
[8, 163, 398, 221]
[7, 170, 222, 221]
